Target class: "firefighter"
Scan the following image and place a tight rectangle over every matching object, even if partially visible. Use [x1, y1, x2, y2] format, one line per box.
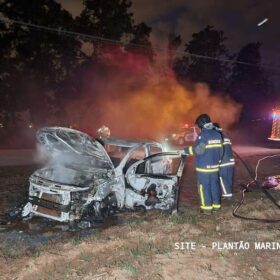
[213, 123, 234, 199]
[97, 125, 111, 139]
[183, 114, 223, 214]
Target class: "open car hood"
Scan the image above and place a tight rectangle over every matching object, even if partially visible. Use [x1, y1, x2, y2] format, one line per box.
[36, 127, 114, 169]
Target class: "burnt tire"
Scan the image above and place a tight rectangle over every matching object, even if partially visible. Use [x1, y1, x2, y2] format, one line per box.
[100, 193, 118, 217]
[83, 193, 118, 223]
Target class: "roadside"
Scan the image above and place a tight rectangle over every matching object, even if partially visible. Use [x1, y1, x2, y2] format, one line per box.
[0, 150, 36, 167]
[0, 147, 279, 279]
[0, 144, 279, 166]
[0, 194, 279, 280]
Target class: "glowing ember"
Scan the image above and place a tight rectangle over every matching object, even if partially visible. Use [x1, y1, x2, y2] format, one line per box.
[268, 107, 280, 141]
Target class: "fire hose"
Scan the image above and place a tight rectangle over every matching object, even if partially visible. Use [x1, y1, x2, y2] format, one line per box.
[232, 151, 280, 223]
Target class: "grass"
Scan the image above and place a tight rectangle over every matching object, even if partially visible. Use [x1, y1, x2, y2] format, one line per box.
[168, 211, 198, 225]
[218, 251, 227, 258]
[79, 250, 94, 262]
[71, 235, 83, 246]
[127, 217, 147, 228]
[0, 239, 31, 259]
[204, 263, 213, 271]
[168, 214, 185, 224]
[129, 242, 171, 258]
[185, 214, 198, 224]
[121, 261, 138, 277]
[42, 261, 88, 279]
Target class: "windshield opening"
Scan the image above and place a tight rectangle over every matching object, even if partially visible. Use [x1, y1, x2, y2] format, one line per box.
[105, 144, 131, 167]
[136, 155, 181, 176]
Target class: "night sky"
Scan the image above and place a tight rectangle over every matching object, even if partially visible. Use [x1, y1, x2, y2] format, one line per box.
[58, 0, 280, 65]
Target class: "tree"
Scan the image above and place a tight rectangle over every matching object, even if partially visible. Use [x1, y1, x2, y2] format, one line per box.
[0, 0, 81, 126]
[77, 1, 154, 62]
[74, 0, 154, 110]
[128, 22, 154, 62]
[168, 34, 182, 67]
[229, 42, 270, 119]
[174, 25, 230, 92]
[77, 0, 134, 39]
[0, 0, 154, 146]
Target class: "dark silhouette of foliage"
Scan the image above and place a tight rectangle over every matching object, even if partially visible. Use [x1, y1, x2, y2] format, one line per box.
[228, 42, 270, 119]
[174, 25, 230, 92]
[0, 0, 81, 126]
[0, 1, 273, 146]
[167, 34, 182, 67]
[77, 0, 134, 39]
[128, 22, 154, 62]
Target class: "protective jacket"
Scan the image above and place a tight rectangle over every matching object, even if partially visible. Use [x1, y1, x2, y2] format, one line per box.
[220, 135, 235, 167]
[184, 123, 223, 211]
[184, 125, 223, 173]
[215, 128, 235, 196]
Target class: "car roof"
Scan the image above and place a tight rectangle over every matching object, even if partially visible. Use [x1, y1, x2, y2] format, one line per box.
[101, 137, 161, 148]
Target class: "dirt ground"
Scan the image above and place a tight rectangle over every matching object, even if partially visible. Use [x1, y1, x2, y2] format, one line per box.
[0, 153, 280, 280]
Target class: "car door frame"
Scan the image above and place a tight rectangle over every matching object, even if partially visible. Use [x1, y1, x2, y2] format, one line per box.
[125, 152, 185, 189]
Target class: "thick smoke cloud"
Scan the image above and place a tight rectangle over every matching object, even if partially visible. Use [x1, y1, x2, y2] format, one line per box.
[64, 51, 241, 140]
[96, 78, 242, 139]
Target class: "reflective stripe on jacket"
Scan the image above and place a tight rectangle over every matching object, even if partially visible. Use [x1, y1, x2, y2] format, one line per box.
[220, 134, 235, 166]
[185, 127, 223, 172]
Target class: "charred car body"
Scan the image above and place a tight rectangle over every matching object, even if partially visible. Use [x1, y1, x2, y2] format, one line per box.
[22, 127, 185, 223]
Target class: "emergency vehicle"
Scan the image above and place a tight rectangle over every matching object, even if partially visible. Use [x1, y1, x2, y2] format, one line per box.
[165, 124, 199, 146]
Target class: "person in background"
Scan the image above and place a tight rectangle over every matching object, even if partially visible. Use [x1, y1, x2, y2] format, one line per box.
[183, 114, 223, 214]
[97, 125, 111, 139]
[213, 123, 235, 199]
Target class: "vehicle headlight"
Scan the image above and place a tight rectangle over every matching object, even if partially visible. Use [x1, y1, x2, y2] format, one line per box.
[29, 185, 40, 196]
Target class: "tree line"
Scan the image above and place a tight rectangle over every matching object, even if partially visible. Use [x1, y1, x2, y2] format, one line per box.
[0, 0, 275, 146]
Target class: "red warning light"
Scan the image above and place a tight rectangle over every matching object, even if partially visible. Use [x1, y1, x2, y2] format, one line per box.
[269, 107, 280, 141]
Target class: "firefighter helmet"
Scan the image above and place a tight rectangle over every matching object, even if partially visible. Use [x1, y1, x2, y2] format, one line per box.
[195, 114, 211, 129]
[97, 125, 111, 138]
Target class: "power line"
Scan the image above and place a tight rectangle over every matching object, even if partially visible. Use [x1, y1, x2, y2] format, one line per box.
[1, 17, 280, 72]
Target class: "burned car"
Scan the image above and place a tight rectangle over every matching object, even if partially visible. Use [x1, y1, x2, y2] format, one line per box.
[22, 127, 185, 223]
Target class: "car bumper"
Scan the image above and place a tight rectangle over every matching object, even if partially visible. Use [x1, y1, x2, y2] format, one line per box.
[23, 178, 88, 222]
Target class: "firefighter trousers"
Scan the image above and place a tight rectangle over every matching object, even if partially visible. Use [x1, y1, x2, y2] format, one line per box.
[197, 171, 221, 211]
[219, 165, 234, 197]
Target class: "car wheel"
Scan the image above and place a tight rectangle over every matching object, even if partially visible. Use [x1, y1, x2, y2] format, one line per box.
[98, 193, 118, 220]
[178, 137, 185, 146]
